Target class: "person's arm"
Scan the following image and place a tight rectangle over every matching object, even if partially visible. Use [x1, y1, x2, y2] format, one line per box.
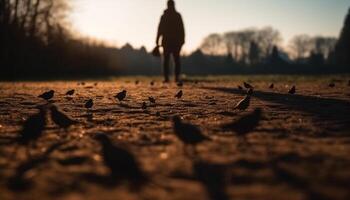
[179, 14, 185, 45]
[156, 15, 164, 46]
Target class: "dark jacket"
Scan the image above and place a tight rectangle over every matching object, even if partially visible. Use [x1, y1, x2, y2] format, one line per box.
[157, 9, 185, 47]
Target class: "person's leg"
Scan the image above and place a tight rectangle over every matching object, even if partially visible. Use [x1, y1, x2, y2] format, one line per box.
[173, 46, 182, 82]
[163, 48, 170, 82]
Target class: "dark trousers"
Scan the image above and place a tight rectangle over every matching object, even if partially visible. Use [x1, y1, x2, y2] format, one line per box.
[163, 45, 182, 82]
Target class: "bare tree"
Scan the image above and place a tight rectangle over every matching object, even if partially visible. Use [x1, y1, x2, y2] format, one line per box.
[249, 41, 260, 65]
[1, 0, 70, 39]
[1, 0, 11, 25]
[255, 27, 282, 58]
[289, 34, 338, 60]
[223, 32, 240, 60]
[312, 36, 337, 59]
[289, 35, 337, 61]
[289, 34, 312, 60]
[237, 29, 256, 63]
[199, 34, 226, 55]
[222, 29, 255, 63]
[221, 27, 281, 64]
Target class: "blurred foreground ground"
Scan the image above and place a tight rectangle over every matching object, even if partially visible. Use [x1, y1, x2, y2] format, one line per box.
[0, 75, 350, 200]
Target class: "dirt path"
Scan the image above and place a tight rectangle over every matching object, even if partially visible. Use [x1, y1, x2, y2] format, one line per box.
[0, 77, 350, 200]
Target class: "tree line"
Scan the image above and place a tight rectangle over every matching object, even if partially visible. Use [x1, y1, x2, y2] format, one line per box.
[124, 8, 350, 75]
[199, 27, 338, 66]
[0, 0, 116, 80]
[198, 8, 350, 69]
[0, 2, 349, 80]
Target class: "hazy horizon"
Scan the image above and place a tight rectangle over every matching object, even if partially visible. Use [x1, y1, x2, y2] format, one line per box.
[70, 0, 349, 52]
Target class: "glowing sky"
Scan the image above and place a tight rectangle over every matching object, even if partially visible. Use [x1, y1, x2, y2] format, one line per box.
[70, 0, 350, 52]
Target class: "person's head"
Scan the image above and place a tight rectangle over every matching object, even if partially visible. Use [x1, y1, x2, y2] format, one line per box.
[167, 0, 175, 9]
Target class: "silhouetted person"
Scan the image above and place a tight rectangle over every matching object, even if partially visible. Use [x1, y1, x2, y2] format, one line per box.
[156, 0, 185, 82]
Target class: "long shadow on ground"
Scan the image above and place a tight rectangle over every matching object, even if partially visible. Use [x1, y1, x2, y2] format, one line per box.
[203, 87, 350, 134]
